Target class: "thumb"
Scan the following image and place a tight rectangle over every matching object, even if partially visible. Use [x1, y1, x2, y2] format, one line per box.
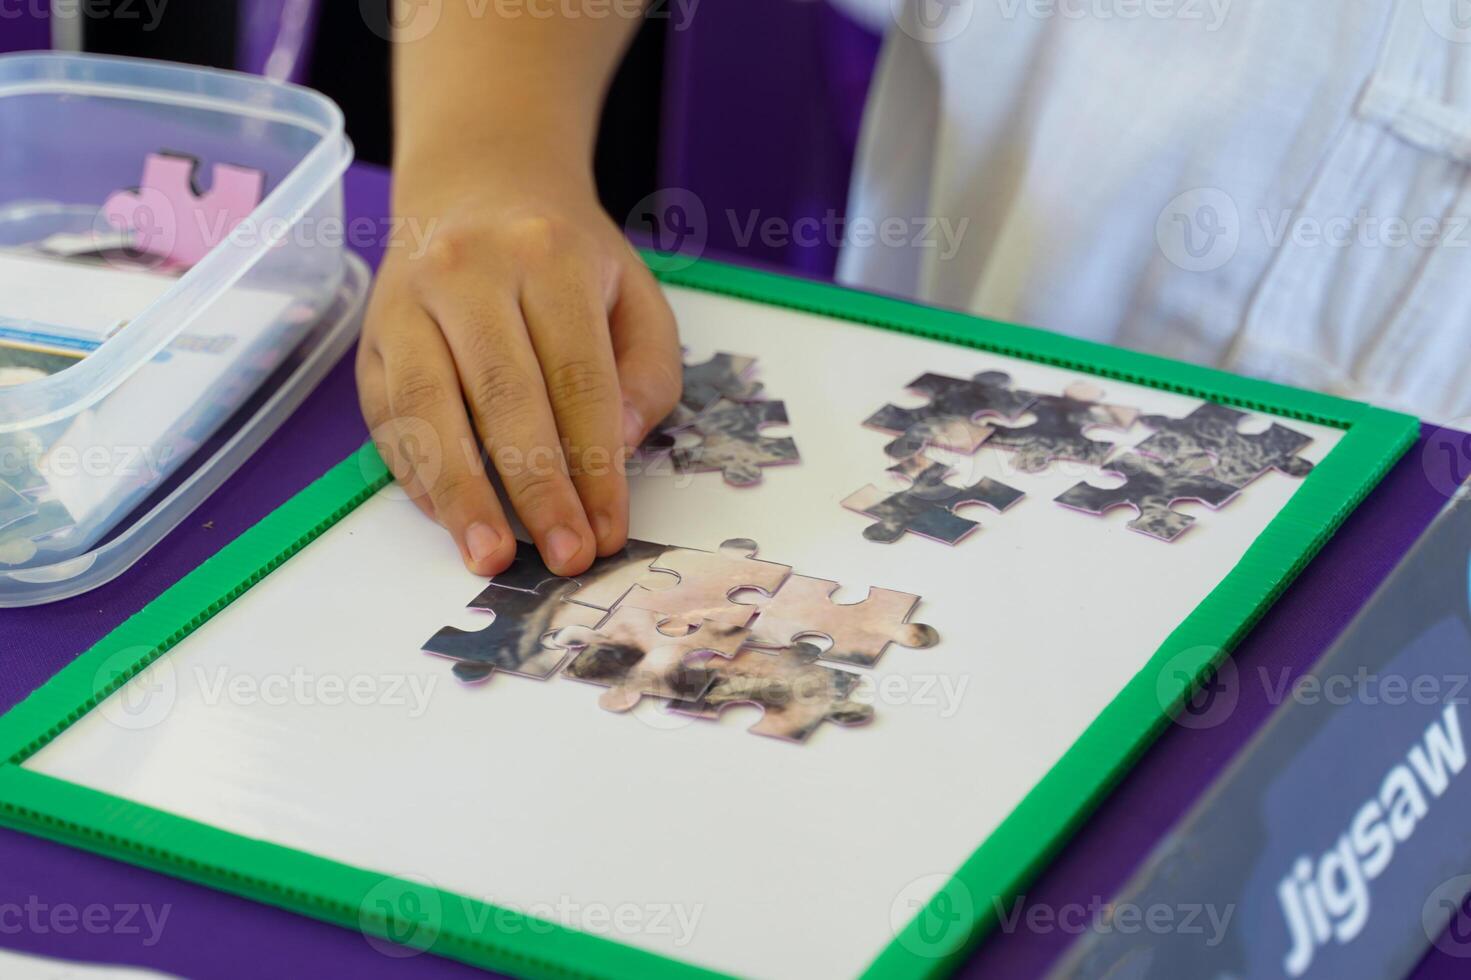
[609, 262, 683, 447]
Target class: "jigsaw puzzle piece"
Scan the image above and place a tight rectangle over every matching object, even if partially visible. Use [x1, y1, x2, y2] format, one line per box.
[667, 643, 874, 743]
[623, 538, 792, 625]
[422, 580, 602, 683]
[747, 575, 939, 666]
[484, 537, 675, 610]
[658, 351, 764, 431]
[1055, 452, 1240, 541]
[864, 371, 1036, 459]
[1134, 402, 1315, 487]
[843, 456, 1024, 545]
[557, 606, 749, 711]
[103, 152, 265, 268]
[984, 381, 1139, 473]
[669, 399, 799, 486]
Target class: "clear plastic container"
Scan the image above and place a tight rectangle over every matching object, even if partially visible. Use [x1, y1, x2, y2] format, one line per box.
[0, 52, 355, 595]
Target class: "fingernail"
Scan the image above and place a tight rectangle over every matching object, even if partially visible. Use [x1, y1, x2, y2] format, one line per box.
[465, 522, 501, 568]
[592, 511, 614, 544]
[622, 402, 644, 448]
[545, 525, 583, 569]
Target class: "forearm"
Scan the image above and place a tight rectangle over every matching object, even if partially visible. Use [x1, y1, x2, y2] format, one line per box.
[390, 0, 648, 199]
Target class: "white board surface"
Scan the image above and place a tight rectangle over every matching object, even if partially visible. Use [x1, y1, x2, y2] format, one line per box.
[27, 285, 1343, 979]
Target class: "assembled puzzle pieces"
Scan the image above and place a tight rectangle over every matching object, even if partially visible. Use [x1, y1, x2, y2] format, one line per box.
[422, 579, 602, 683]
[667, 642, 874, 743]
[669, 399, 799, 486]
[485, 538, 674, 610]
[103, 152, 265, 268]
[1134, 402, 1315, 487]
[843, 455, 1024, 545]
[1055, 452, 1239, 541]
[748, 575, 939, 667]
[558, 606, 749, 712]
[865, 371, 1036, 459]
[984, 381, 1139, 473]
[624, 538, 791, 626]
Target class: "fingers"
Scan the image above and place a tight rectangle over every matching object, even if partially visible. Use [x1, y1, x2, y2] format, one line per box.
[428, 284, 600, 577]
[608, 260, 682, 447]
[521, 257, 630, 557]
[357, 353, 438, 525]
[358, 289, 517, 576]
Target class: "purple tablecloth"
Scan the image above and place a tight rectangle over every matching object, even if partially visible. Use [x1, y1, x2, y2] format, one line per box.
[0, 9, 49, 55]
[0, 163, 1462, 978]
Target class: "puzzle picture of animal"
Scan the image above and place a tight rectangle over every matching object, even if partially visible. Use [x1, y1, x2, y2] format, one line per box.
[420, 533, 936, 742]
[667, 642, 874, 743]
[19, 276, 1374, 980]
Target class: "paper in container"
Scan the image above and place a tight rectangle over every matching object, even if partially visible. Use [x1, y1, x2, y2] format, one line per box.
[0, 53, 359, 601]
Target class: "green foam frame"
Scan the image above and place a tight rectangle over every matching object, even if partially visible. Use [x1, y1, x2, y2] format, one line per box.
[0, 255, 1419, 979]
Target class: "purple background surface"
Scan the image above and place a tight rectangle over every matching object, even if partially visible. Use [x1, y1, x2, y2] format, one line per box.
[0, 162, 1464, 980]
[3, 12, 1469, 980]
[0, 10, 48, 54]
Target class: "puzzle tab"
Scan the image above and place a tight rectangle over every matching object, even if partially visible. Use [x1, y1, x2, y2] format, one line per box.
[865, 371, 1036, 459]
[558, 606, 749, 712]
[667, 643, 874, 743]
[843, 455, 1024, 545]
[662, 351, 763, 429]
[1055, 452, 1239, 541]
[984, 381, 1138, 473]
[625, 538, 792, 625]
[422, 579, 601, 683]
[103, 152, 265, 268]
[748, 575, 939, 667]
[485, 538, 674, 611]
[1135, 402, 1315, 487]
[670, 399, 799, 487]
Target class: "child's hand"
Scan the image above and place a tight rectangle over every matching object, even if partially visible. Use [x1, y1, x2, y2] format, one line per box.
[356, 164, 682, 578]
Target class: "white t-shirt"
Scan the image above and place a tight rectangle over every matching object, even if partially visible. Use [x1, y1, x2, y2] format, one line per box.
[834, 0, 1471, 421]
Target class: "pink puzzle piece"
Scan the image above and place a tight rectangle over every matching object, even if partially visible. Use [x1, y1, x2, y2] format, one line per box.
[104, 153, 265, 268]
